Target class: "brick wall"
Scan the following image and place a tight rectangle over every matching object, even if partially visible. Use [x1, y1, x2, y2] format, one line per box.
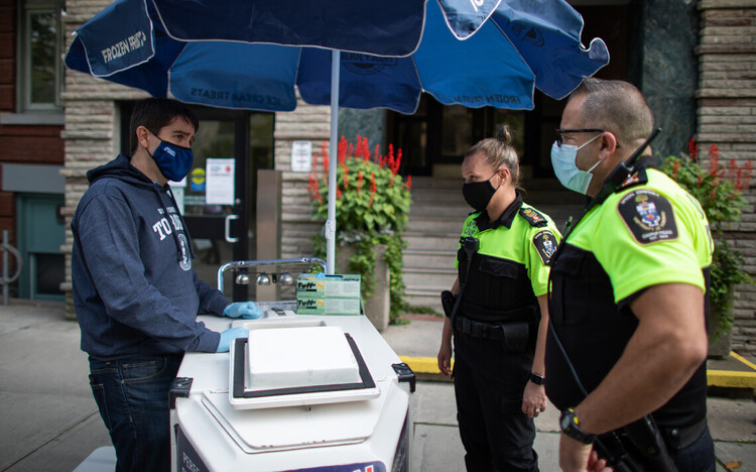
[0, 0, 64, 256]
[697, 0, 756, 353]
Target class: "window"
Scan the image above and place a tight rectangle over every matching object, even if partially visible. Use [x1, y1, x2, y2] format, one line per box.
[18, 1, 64, 112]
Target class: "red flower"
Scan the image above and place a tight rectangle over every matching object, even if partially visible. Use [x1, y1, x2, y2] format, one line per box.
[406, 175, 413, 189]
[337, 136, 347, 165]
[362, 137, 370, 161]
[342, 163, 349, 188]
[672, 160, 681, 180]
[708, 144, 720, 178]
[688, 138, 699, 162]
[369, 171, 377, 205]
[355, 135, 362, 159]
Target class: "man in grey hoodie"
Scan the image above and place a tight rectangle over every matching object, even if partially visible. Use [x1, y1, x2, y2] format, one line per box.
[71, 98, 256, 472]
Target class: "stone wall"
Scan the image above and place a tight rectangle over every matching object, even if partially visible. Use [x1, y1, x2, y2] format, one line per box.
[696, 0, 756, 353]
[275, 101, 330, 260]
[61, 0, 145, 315]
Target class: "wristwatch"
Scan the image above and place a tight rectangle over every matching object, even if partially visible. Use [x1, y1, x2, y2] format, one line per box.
[560, 408, 596, 444]
[529, 372, 545, 385]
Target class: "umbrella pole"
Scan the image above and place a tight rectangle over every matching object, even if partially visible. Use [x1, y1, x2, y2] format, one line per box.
[325, 50, 340, 275]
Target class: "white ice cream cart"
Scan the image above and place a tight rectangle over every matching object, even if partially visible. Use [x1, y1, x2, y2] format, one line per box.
[169, 258, 415, 472]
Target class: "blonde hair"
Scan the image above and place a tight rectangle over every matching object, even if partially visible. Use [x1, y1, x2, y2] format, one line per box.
[465, 124, 521, 188]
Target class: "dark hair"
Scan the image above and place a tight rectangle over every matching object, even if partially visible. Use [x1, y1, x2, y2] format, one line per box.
[567, 78, 654, 147]
[129, 98, 200, 154]
[465, 124, 521, 188]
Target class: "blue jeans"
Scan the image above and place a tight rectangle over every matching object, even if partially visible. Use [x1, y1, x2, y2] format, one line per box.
[671, 425, 715, 472]
[89, 354, 183, 472]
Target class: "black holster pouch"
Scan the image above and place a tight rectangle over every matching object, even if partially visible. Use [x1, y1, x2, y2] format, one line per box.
[441, 290, 455, 318]
[502, 321, 529, 353]
[623, 416, 679, 472]
[593, 417, 679, 472]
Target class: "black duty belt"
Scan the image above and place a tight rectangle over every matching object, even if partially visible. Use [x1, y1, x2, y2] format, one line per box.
[454, 316, 530, 353]
[662, 417, 707, 452]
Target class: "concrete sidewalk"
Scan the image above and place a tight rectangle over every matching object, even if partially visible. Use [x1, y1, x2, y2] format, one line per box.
[1, 300, 756, 472]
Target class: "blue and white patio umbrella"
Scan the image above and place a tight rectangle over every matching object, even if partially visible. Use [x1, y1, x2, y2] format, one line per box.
[66, 0, 610, 273]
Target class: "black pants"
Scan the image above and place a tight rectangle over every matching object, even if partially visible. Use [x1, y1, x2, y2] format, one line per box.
[453, 330, 539, 472]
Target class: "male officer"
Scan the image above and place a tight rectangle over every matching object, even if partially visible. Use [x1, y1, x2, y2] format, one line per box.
[545, 79, 714, 472]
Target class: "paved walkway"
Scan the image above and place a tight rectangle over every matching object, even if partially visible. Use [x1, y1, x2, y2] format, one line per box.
[1, 301, 756, 472]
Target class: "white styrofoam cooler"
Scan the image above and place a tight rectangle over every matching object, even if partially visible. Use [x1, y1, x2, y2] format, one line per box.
[169, 305, 414, 472]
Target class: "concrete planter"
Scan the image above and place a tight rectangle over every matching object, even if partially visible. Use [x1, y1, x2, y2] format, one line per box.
[336, 244, 390, 332]
[708, 298, 733, 359]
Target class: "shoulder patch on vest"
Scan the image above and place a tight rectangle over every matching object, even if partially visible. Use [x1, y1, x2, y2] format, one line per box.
[533, 229, 558, 265]
[617, 189, 678, 244]
[616, 166, 649, 193]
[519, 207, 548, 227]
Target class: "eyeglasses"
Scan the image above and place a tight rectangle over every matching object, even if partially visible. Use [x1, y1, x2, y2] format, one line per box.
[555, 128, 611, 148]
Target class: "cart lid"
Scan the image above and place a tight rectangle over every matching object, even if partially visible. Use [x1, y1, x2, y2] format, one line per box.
[228, 324, 380, 410]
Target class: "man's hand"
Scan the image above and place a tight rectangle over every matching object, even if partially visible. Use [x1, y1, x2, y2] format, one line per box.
[223, 301, 262, 319]
[522, 381, 547, 418]
[216, 327, 249, 353]
[559, 435, 612, 472]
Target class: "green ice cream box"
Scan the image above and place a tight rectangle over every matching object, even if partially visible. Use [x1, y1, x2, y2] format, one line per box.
[296, 297, 362, 315]
[295, 274, 361, 299]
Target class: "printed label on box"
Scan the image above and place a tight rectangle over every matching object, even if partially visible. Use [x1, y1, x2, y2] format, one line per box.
[296, 297, 361, 316]
[296, 274, 361, 299]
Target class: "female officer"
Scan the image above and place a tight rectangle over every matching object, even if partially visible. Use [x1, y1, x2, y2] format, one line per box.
[437, 125, 560, 472]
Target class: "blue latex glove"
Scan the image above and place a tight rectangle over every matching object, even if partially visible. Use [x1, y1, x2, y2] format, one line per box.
[315, 272, 326, 278]
[216, 327, 249, 353]
[223, 301, 262, 319]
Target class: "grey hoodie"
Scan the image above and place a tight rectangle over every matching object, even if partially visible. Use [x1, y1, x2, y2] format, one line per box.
[72, 154, 225, 359]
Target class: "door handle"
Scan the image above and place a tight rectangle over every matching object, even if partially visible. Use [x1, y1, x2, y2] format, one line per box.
[224, 214, 239, 243]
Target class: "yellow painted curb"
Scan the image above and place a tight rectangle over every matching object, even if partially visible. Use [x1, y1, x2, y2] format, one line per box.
[399, 356, 452, 374]
[731, 351, 756, 370]
[707, 351, 756, 388]
[400, 353, 756, 389]
[707, 370, 756, 388]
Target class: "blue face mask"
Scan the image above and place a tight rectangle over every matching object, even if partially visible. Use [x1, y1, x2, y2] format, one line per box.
[149, 138, 194, 182]
[550, 134, 601, 195]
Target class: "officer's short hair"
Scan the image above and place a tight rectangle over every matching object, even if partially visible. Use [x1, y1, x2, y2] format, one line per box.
[568, 78, 654, 147]
[129, 98, 200, 155]
[466, 123, 522, 189]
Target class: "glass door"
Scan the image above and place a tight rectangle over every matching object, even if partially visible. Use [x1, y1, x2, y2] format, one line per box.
[119, 103, 274, 301]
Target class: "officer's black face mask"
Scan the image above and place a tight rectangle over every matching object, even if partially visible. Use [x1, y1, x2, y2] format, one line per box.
[463, 172, 500, 212]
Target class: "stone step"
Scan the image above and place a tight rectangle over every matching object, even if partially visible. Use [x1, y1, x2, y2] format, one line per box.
[407, 216, 463, 233]
[405, 291, 444, 314]
[405, 233, 459, 252]
[404, 267, 457, 292]
[409, 205, 471, 218]
[404, 250, 457, 269]
[411, 189, 465, 204]
[409, 176, 460, 190]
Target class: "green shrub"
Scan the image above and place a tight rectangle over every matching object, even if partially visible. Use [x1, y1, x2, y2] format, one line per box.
[308, 136, 412, 323]
[660, 140, 753, 337]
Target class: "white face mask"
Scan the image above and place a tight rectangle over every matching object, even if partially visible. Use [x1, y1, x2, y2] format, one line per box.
[550, 133, 602, 195]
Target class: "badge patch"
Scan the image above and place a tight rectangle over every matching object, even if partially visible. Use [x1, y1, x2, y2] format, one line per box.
[519, 207, 548, 227]
[533, 230, 557, 265]
[618, 189, 678, 244]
